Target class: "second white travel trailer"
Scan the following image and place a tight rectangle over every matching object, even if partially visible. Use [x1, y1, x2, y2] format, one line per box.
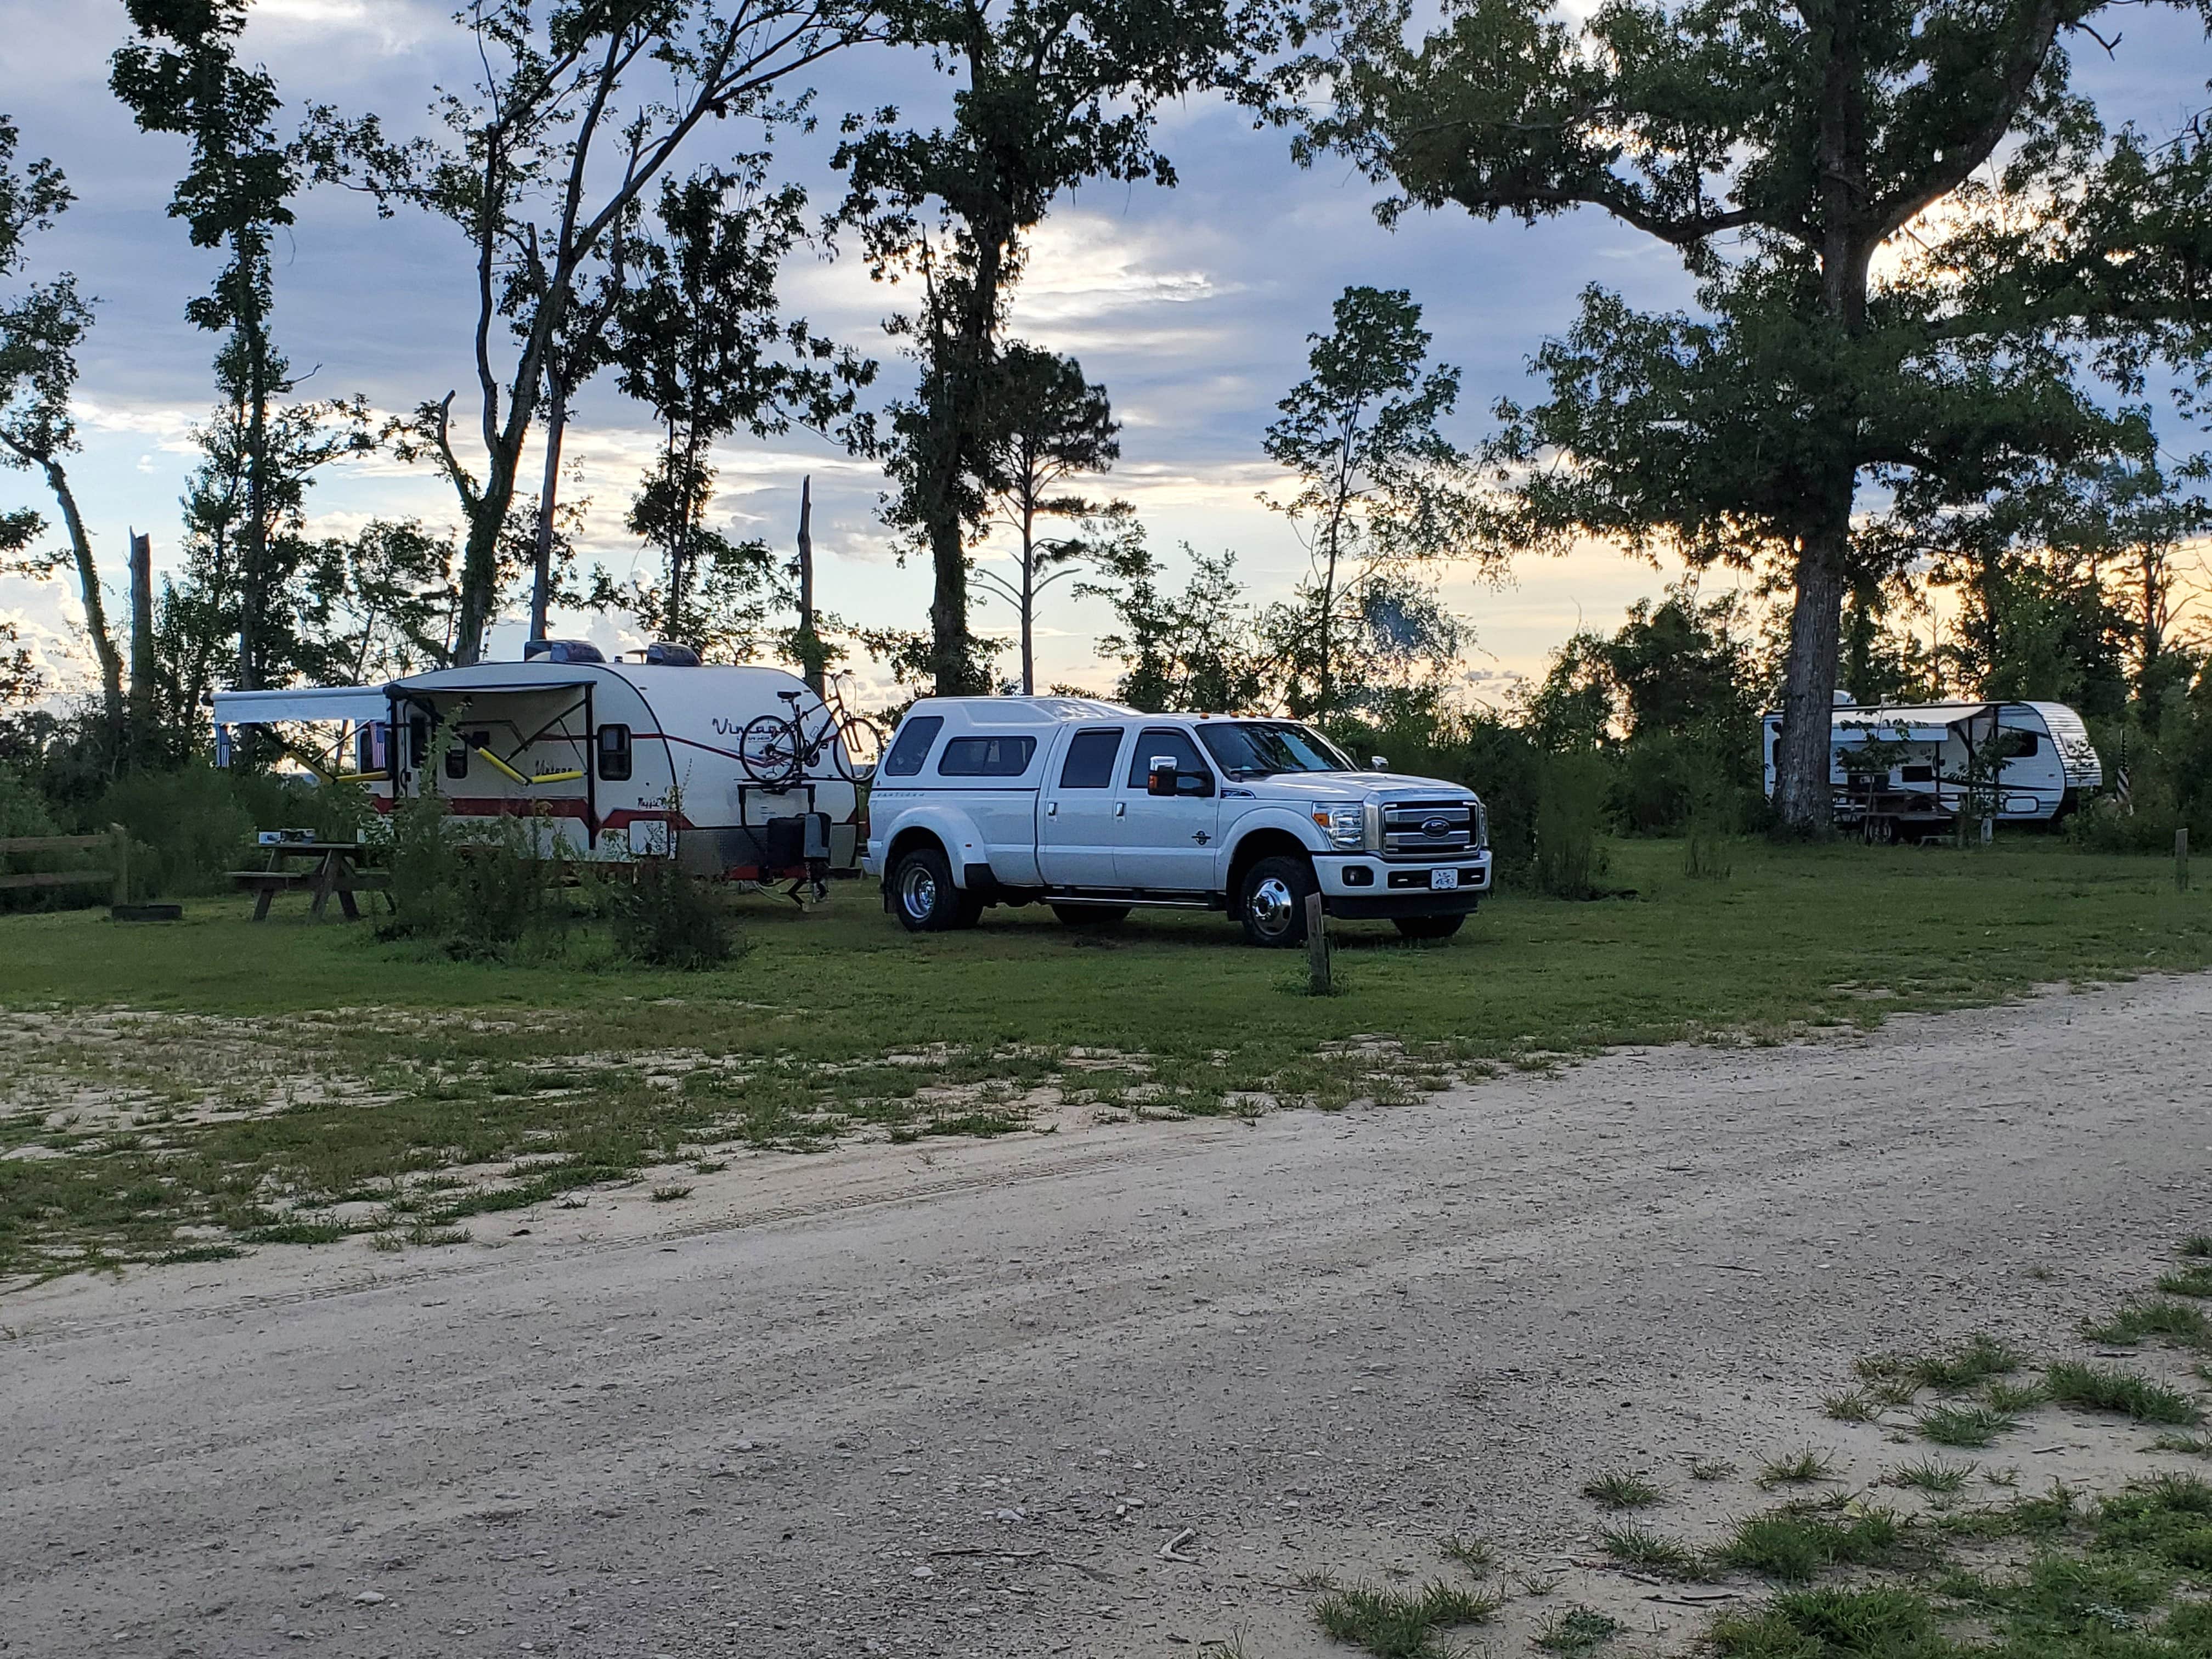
[1760, 697, 2102, 838]
[215, 645, 877, 882]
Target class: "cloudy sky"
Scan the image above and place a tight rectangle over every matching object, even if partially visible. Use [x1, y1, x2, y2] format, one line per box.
[4, 0, 2209, 709]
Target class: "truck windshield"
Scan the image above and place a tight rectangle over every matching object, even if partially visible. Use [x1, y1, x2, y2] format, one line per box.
[1197, 721, 1355, 778]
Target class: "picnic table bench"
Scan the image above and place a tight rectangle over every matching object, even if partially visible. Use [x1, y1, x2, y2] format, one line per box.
[230, 842, 392, 921]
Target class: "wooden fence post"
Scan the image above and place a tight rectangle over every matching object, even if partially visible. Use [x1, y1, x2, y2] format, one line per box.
[110, 824, 129, 908]
[2181, 827, 2192, 893]
[1305, 892, 1329, 994]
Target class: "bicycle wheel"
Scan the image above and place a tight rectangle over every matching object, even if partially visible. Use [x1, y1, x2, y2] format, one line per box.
[738, 715, 800, 786]
[833, 713, 884, 782]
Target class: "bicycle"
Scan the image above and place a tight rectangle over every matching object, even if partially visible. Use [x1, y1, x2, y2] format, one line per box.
[737, 674, 883, 788]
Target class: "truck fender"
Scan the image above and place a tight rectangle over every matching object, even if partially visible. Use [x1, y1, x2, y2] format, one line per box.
[879, 804, 995, 889]
[1224, 809, 1328, 894]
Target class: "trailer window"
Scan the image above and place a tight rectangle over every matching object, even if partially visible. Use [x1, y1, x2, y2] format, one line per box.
[938, 735, 1037, 777]
[409, 715, 430, 766]
[1901, 764, 1936, 783]
[1059, 728, 1124, 788]
[882, 715, 943, 777]
[444, 736, 471, 780]
[597, 724, 633, 782]
[2002, 731, 2040, 758]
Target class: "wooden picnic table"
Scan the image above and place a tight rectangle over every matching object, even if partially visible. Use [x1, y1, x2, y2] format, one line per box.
[230, 841, 392, 922]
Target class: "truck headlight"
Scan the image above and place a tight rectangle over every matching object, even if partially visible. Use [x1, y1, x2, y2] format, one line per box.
[1311, 803, 1364, 849]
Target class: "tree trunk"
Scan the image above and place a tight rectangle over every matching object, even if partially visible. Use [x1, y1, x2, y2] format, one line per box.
[795, 476, 823, 696]
[529, 375, 568, 642]
[239, 286, 271, 693]
[453, 444, 518, 667]
[1771, 523, 1848, 834]
[129, 529, 155, 769]
[46, 456, 125, 759]
[1018, 492, 1036, 696]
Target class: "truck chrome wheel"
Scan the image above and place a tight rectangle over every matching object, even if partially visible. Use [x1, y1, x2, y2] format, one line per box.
[1237, 855, 1315, 948]
[1247, 877, 1296, 939]
[899, 862, 939, 923]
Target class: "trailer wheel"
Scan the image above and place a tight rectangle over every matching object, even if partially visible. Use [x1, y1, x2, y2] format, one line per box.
[1237, 855, 1316, 948]
[891, 845, 980, 933]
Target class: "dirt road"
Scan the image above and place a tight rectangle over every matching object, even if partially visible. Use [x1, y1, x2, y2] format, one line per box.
[6, 975, 2209, 1659]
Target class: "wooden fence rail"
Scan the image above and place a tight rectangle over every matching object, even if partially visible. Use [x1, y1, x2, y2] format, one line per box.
[0, 825, 129, 907]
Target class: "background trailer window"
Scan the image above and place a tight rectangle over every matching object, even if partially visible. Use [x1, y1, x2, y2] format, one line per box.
[597, 724, 633, 781]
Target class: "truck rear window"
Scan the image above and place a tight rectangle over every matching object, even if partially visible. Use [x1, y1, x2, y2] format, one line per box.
[881, 715, 944, 777]
[938, 735, 1036, 777]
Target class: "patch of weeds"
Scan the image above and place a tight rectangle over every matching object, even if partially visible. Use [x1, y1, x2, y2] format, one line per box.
[2094, 1474, 2212, 1571]
[1911, 1333, 2024, 1393]
[1822, 1390, 1880, 1423]
[1596, 1521, 1700, 1578]
[1852, 1354, 1923, 1409]
[238, 1219, 351, 1245]
[1707, 1586, 1943, 1657]
[2045, 1361, 2203, 1425]
[2083, 1299, 2212, 1348]
[1311, 1579, 1499, 1658]
[1916, 1402, 2019, 1448]
[1531, 1605, 1624, 1654]
[367, 1232, 405, 1254]
[1582, 1470, 1663, 1509]
[1514, 1570, 1561, 1596]
[157, 1243, 243, 1265]
[1690, 1458, 1739, 1482]
[1758, 1447, 1839, 1488]
[1437, 1534, 1491, 1573]
[404, 1220, 469, 1246]
[1886, 1456, 1972, 1495]
[2156, 1265, 2212, 1300]
[1982, 1378, 2048, 1414]
[648, 1183, 693, 1203]
[1717, 1502, 1912, 1583]
[691, 1159, 726, 1174]
[2182, 1236, 2212, 1260]
[919, 1110, 1029, 1137]
[2153, 1432, 2212, 1457]
[1937, 1481, 2078, 1542]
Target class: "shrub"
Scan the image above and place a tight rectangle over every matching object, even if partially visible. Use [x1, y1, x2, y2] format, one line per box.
[381, 790, 563, 960]
[97, 765, 257, 898]
[600, 858, 738, 970]
[1534, 752, 1611, 898]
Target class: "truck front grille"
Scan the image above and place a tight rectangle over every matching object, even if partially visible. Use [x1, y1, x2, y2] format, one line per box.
[1381, 798, 1479, 858]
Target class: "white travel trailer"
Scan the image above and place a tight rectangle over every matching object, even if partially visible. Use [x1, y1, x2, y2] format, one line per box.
[1760, 698, 2102, 835]
[213, 646, 872, 881]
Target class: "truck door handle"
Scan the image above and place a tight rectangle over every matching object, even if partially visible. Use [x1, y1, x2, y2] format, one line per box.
[1114, 802, 1126, 817]
[1046, 802, 1058, 816]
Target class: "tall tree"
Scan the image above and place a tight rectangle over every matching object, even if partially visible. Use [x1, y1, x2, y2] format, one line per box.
[306, 0, 874, 665]
[1079, 529, 1268, 714]
[973, 342, 1119, 695]
[112, 0, 306, 695]
[602, 159, 866, 651]
[1299, 0, 2200, 831]
[1260, 284, 1488, 716]
[837, 0, 1270, 693]
[0, 119, 122, 759]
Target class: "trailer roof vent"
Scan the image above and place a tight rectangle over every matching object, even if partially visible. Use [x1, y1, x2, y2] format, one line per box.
[643, 641, 701, 667]
[524, 638, 606, 664]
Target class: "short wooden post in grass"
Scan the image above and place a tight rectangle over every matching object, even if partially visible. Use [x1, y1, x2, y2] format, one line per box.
[2181, 827, 2192, 893]
[1305, 892, 1329, 994]
[110, 823, 129, 908]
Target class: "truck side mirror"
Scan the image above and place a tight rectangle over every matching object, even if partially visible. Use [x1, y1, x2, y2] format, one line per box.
[1148, 757, 1179, 797]
[1370, 755, 1389, 771]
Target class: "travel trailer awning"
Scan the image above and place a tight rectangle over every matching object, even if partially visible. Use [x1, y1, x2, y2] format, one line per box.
[213, 686, 392, 727]
[385, 677, 597, 700]
[1831, 703, 1999, 744]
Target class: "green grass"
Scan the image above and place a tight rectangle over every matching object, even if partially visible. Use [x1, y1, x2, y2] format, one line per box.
[2156, 1265, 2212, 1299]
[1886, 1456, 1973, 1495]
[1531, 1605, 1625, 1653]
[1597, 1520, 1701, 1577]
[2082, 1299, 2212, 1348]
[1759, 1447, 1840, 1488]
[2044, 1362, 2204, 1425]
[1582, 1469, 1664, 1509]
[1708, 1587, 1945, 1657]
[1915, 1403, 2021, 1448]
[1717, 1500, 1914, 1583]
[1312, 1579, 1500, 1658]
[5, 838, 2209, 1279]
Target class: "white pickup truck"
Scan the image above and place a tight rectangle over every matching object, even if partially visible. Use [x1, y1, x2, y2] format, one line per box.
[864, 696, 1493, 945]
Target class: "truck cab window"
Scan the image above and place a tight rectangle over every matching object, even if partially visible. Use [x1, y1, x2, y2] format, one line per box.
[881, 715, 943, 777]
[938, 735, 1037, 777]
[1126, 727, 1212, 794]
[1059, 728, 1123, 788]
[597, 724, 633, 781]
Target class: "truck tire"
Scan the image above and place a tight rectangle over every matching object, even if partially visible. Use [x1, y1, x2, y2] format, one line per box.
[890, 845, 981, 933]
[1393, 914, 1465, 941]
[1051, 904, 1129, 929]
[1237, 854, 1316, 948]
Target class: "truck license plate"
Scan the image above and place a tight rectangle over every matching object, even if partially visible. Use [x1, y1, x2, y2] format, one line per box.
[1430, 867, 1459, 890]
